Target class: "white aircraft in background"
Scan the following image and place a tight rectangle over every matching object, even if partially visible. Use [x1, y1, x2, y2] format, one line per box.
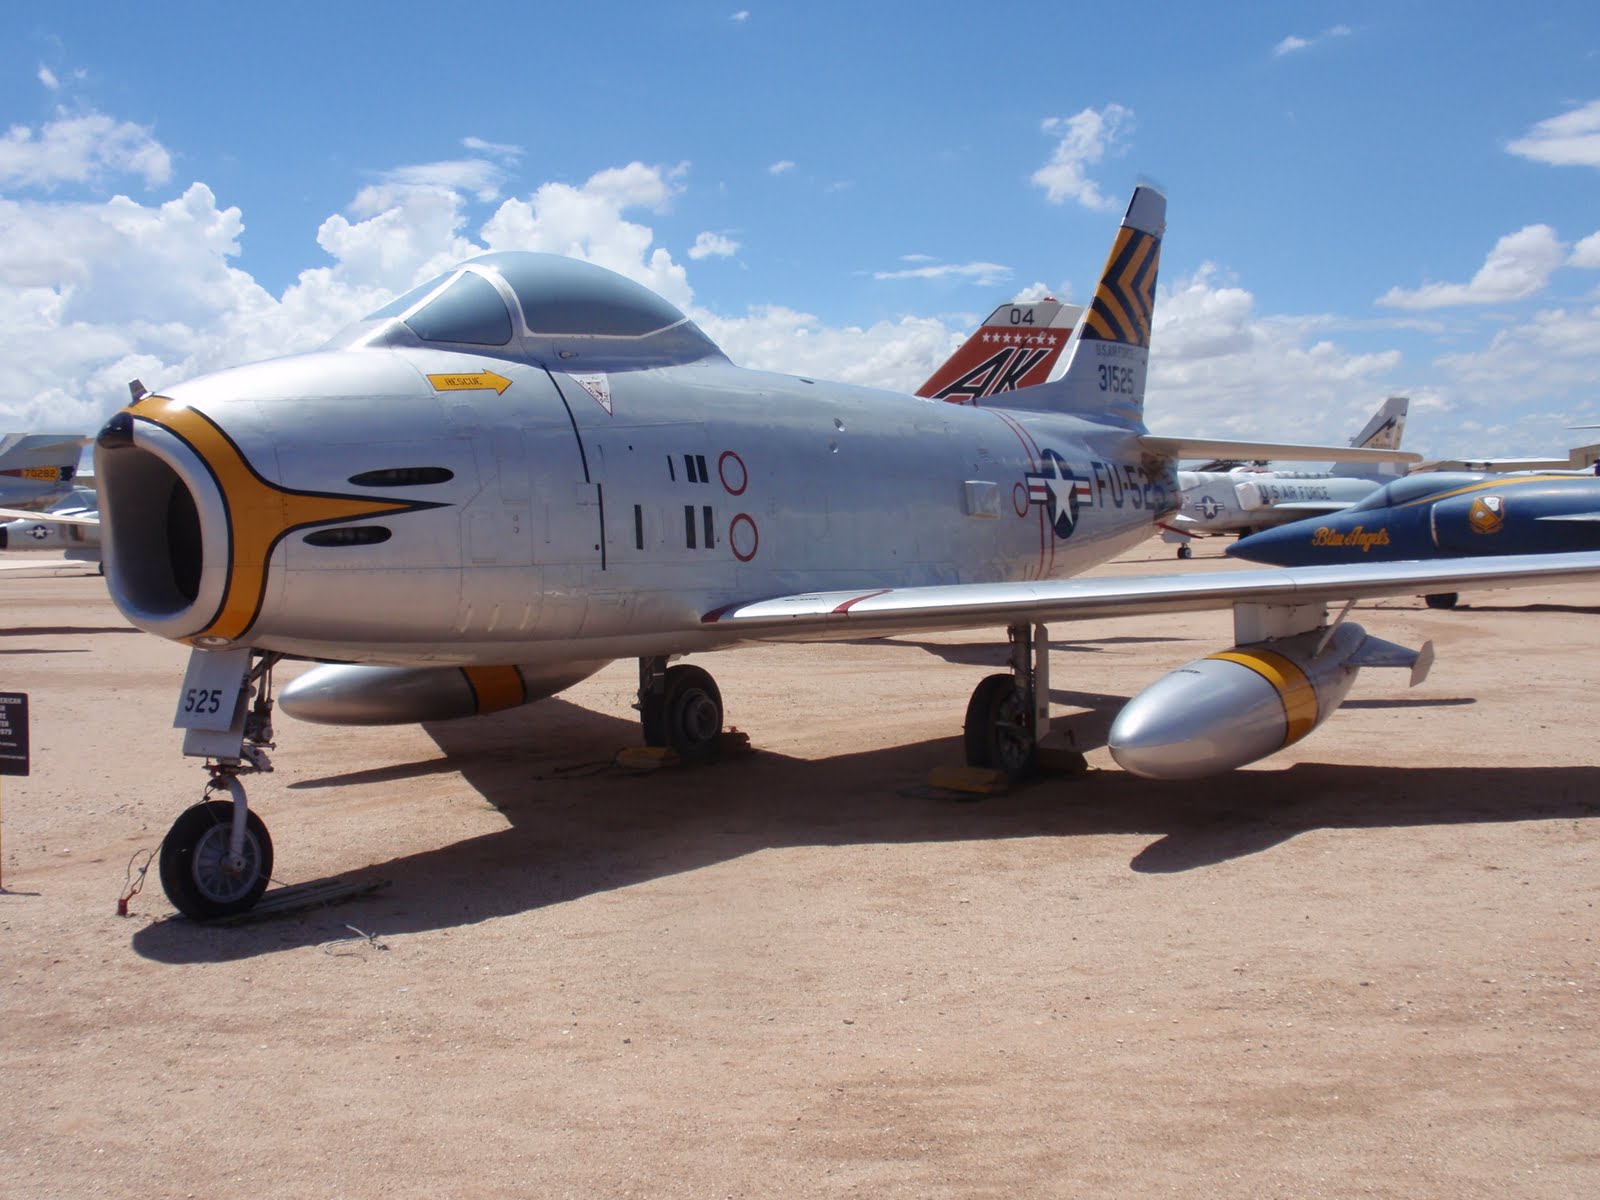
[1159, 396, 1409, 557]
[0, 433, 89, 511]
[91, 187, 1600, 920]
[0, 487, 101, 568]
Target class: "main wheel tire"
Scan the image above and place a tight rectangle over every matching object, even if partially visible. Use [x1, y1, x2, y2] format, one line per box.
[1424, 592, 1459, 610]
[647, 665, 723, 763]
[159, 799, 274, 921]
[963, 673, 1036, 779]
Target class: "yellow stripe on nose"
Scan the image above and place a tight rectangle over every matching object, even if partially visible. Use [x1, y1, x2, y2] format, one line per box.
[462, 666, 528, 714]
[1208, 648, 1319, 747]
[131, 396, 424, 644]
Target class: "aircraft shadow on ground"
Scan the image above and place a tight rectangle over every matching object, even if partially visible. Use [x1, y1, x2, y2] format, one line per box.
[0, 625, 142, 637]
[131, 696, 1600, 964]
[1449, 603, 1600, 616]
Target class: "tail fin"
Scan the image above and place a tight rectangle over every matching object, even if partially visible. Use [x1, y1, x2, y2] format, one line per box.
[998, 185, 1165, 427]
[1332, 396, 1409, 476]
[0, 433, 89, 509]
[916, 299, 1081, 403]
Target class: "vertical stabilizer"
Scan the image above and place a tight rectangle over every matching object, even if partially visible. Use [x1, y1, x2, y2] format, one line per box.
[998, 186, 1165, 427]
[916, 300, 1081, 403]
[1333, 396, 1409, 476]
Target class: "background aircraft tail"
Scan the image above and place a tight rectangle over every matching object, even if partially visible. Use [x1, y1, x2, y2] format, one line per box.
[916, 299, 1081, 403]
[1331, 396, 1409, 476]
[998, 185, 1165, 428]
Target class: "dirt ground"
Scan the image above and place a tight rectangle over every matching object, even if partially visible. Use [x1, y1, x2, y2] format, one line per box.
[0, 539, 1596, 1199]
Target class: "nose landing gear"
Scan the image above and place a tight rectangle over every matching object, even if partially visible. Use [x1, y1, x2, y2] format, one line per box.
[159, 649, 280, 920]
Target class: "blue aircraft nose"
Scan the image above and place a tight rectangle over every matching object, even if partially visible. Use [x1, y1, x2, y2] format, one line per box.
[1226, 527, 1295, 565]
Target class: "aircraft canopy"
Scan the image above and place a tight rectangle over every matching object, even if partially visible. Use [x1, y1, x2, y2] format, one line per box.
[354, 251, 725, 370]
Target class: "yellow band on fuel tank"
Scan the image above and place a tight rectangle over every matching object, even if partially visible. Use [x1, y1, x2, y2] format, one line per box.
[1207, 648, 1319, 747]
[461, 666, 528, 714]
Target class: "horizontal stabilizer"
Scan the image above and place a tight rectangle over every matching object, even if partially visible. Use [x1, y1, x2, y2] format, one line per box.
[1140, 435, 1421, 465]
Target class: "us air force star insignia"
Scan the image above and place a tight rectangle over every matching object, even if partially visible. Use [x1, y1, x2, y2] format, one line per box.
[1198, 495, 1223, 520]
[1025, 449, 1084, 539]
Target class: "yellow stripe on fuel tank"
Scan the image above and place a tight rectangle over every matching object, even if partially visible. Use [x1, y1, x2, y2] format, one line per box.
[1208, 648, 1319, 747]
[462, 666, 528, 714]
[130, 396, 426, 645]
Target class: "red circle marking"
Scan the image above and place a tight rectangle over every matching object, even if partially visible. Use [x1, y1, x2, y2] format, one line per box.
[719, 450, 748, 496]
[730, 513, 759, 562]
[1012, 481, 1029, 517]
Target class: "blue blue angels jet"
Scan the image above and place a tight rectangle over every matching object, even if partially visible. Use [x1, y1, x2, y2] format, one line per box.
[1228, 471, 1600, 564]
[1227, 470, 1600, 607]
[92, 186, 1600, 919]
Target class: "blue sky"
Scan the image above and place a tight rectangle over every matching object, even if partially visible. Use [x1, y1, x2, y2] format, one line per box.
[2, 1, 1598, 459]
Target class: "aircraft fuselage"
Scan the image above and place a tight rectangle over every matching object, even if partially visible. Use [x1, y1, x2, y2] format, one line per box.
[98, 347, 1177, 668]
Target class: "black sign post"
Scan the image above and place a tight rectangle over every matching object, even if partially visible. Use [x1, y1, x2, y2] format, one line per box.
[0, 693, 28, 890]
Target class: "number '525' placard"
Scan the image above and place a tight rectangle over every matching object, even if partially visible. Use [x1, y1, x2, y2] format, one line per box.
[173, 647, 251, 732]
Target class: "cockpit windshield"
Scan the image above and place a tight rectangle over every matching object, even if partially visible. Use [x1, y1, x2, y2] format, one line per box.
[350, 252, 725, 370]
[1348, 472, 1489, 511]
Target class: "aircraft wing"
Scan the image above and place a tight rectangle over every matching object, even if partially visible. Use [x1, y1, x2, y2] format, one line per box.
[0, 507, 98, 526]
[700, 552, 1600, 640]
[1141, 436, 1420, 465]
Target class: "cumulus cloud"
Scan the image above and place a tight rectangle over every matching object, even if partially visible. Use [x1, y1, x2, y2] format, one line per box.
[688, 231, 739, 260]
[768, 159, 795, 175]
[37, 66, 59, 90]
[1143, 266, 1404, 443]
[1570, 231, 1600, 270]
[873, 261, 1012, 287]
[1272, 24, 1351, 56]
[1030, 104, 1132, 211]
[479, 161, 692, 305]
[1507, 99, 1600, 168]
[0, 153, 701, 432]
[1377, 225, 1568, 309]
[730, 9, 749, 21]
[0, 110, 171, 190]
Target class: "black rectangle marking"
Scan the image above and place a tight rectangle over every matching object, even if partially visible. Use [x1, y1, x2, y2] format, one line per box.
[684, 504, 696, 549]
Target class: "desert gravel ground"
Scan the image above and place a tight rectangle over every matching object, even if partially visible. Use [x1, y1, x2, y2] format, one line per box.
[0, 540, 1596, 1198]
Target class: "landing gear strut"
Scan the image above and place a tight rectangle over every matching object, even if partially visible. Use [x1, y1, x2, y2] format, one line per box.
[963, 623, 1049, 779]
[160, 650, 280, 920]
[638, 656, 725, 763]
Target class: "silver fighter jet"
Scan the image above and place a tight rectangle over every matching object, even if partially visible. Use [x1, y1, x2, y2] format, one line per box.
[92, 186, 1600, 919]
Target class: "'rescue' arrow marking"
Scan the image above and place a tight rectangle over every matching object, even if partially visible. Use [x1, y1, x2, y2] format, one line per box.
[427, 371, 512, 395]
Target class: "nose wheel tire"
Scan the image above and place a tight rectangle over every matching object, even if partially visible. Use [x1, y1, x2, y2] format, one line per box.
[1176, 544, 1193, 559]
[159, 800, 274, 921]
[641, 665, 724, 763]
[1424, 592, 1459, 609]
[963, 673, 1037, 779]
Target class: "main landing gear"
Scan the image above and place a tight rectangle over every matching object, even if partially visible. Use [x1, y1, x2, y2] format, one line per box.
[637, 656, 725, 763]
[962, 623, 1051, 780]
[160, 650, 280, 921]
[633, 627, 1051, 781]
